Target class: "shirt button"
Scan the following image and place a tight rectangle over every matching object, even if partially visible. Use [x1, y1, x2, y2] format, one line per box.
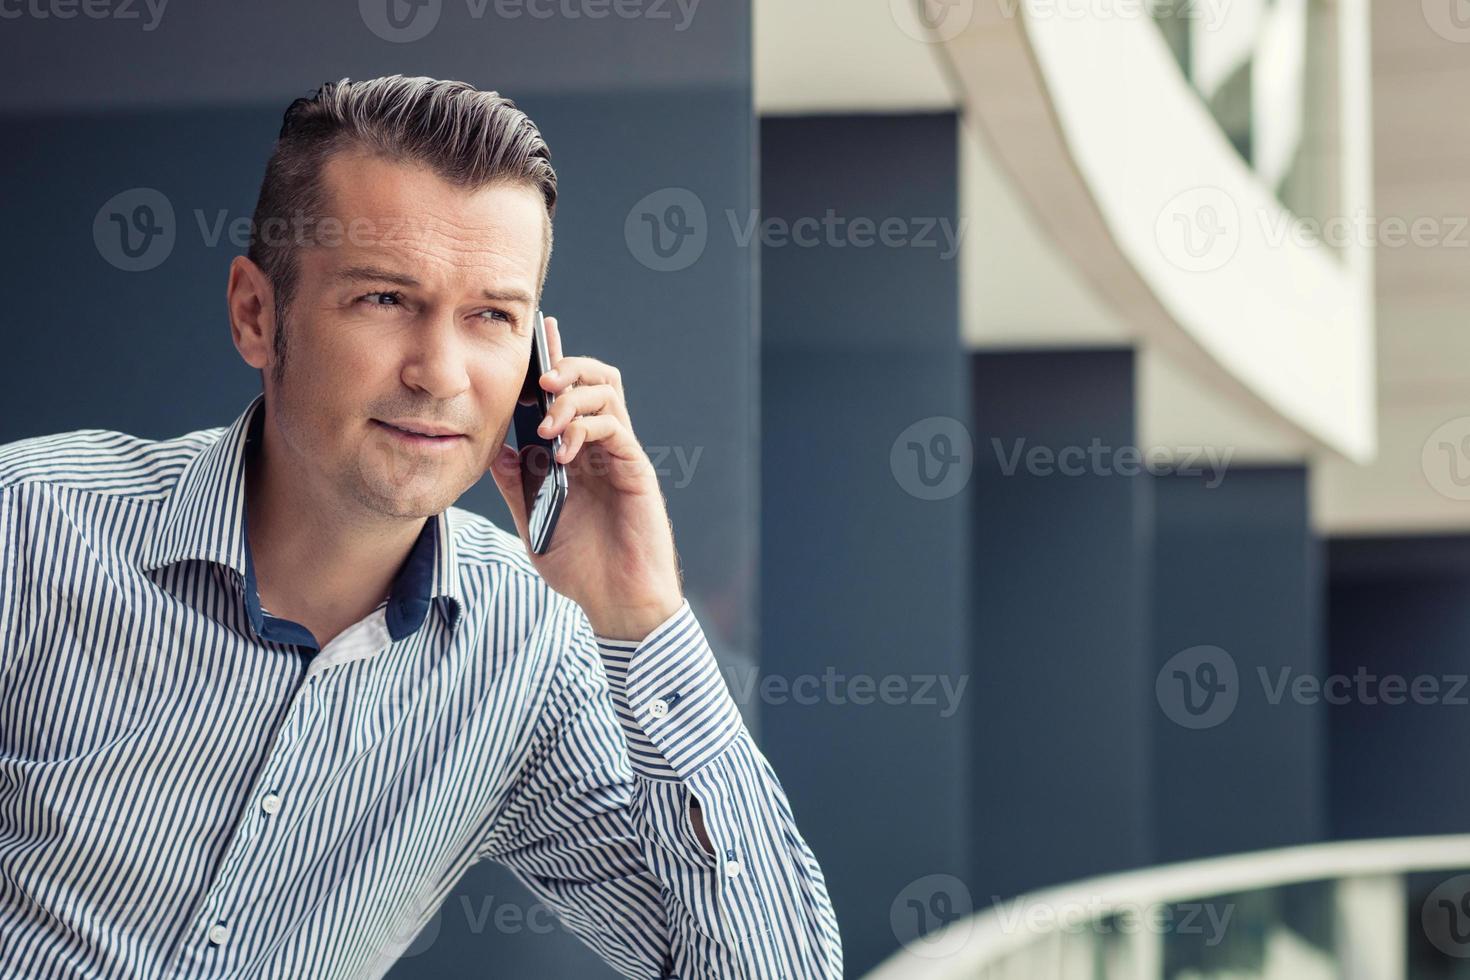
[207, 922, 230, 946]
[261, 793, 281, 816]
[649, 699, 669, 718]
[724, 860, 743, 878]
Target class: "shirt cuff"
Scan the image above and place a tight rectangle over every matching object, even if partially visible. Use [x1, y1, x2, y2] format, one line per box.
[593, 598, 745, 781]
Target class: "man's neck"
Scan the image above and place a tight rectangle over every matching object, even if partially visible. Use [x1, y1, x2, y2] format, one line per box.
[244, 408, 424, 650]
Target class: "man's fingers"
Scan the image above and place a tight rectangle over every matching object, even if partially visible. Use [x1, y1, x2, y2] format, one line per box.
[558, 413, 639, 466]
[544, 314, 563, 364]
[541, 355, 623, 394]
[540, 383, 624, 436]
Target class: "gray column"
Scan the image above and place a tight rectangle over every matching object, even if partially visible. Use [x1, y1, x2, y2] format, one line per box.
[760, 112, 970, 976]
[1327, 535, 1470, 840]
[969, 348, 1154, 900]
[1152, 467, 1326, 862]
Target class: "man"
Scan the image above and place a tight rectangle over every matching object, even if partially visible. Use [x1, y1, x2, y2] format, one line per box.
[0, 75, 841, 978]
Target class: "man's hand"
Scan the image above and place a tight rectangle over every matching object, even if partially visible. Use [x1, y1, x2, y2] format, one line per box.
[488, 314, 685, 642]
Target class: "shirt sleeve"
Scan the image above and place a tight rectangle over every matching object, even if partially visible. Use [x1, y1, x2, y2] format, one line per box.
[480, 595, 843, 979]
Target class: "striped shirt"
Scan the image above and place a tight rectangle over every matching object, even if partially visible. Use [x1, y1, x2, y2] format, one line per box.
[0, 392, 842, 979]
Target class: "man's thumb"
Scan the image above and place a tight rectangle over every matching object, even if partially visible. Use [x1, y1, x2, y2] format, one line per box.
[489, 443, 530, 543]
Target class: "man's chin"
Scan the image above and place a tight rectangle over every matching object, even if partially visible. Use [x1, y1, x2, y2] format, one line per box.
[354, 429, 479, 516]
[356, 481, 458, 520]
[352, 459, 470, 518]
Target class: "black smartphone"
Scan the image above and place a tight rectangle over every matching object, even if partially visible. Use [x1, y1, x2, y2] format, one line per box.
[512, 310, 568, 554]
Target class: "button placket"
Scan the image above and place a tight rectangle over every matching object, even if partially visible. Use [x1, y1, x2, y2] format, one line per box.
[238, 675, 317, 845]
[191, 672, 322, 960]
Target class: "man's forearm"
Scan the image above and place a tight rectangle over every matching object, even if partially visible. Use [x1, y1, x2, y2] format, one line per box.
[593, 599, 845, 977]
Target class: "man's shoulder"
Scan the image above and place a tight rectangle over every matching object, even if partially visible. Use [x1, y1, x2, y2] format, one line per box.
[0, 419, 222, 501]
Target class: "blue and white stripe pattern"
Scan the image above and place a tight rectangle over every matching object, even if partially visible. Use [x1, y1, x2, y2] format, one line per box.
[0, 393, 842, 979]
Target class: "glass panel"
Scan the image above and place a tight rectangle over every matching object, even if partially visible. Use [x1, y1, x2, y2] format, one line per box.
[1152, 0, 1344, 258]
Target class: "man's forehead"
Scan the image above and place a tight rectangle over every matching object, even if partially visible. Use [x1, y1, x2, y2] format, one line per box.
[309, 242, 535, 296]
[298, 151, 545, 289]
[320, 151, 541, 229]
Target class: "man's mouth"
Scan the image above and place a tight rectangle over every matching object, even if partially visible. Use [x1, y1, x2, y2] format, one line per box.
[371, 419, 469, 446]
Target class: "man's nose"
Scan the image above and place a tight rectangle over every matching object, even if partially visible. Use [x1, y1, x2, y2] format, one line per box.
[401, 312, 472, 400]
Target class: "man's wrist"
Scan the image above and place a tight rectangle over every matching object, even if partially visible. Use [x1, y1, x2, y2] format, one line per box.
[585, 593, 685, 642]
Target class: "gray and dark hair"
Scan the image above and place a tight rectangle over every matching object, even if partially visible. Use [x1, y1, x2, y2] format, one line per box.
[247, 74, 558, 371]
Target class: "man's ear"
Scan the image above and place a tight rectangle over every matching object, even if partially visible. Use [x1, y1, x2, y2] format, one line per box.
[227, 254, 277, 372]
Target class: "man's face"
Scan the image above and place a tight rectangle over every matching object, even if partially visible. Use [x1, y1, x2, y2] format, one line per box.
[262, 151, 545, 520]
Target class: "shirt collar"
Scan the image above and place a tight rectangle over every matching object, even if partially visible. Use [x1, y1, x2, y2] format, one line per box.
[139, 392, 464, 645]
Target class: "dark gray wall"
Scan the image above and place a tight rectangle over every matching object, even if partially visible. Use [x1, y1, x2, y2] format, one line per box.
[969, 348, 1153, 899]
[1328, 535, 1470, 841]
[0, 5, 755, 976]
[760, 113, 971, 977]
[1152, 467, 1326, 862]
[0, 0, 745, 115]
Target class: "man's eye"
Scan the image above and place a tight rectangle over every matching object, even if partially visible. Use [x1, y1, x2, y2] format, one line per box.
[479, 309, 512, 324]
[359, 290, 405, 309]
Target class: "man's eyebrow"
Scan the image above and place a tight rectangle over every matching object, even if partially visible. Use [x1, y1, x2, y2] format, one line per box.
[479, 287, 535, 305]
[332, 265, 533, 304]
[333, 264, 420, 288]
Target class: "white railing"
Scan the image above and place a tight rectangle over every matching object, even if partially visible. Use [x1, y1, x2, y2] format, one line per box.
[864, 835, 1470, 979]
